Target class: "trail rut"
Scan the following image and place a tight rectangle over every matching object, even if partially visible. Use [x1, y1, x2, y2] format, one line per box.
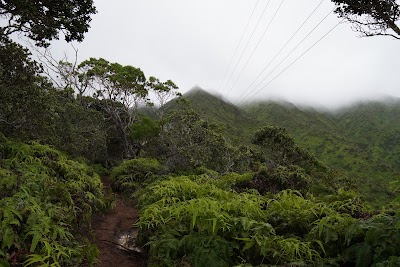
[91, 177, 146, 267]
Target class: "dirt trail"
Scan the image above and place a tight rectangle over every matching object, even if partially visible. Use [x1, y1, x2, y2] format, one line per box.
[91, 177, 146, 267]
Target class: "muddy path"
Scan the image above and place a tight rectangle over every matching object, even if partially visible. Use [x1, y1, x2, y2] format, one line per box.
[91, 177, 146, 267]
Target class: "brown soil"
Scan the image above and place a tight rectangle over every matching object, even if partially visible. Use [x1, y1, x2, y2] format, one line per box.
[91, 177, 147, 267]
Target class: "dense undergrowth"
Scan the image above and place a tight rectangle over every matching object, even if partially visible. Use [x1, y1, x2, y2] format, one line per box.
[0, 133, 108, 266]
[111, 158, 400, 267]
[2, 3, 400, 266]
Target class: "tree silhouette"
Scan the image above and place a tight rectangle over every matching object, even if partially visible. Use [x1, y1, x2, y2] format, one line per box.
[332, 0, 400, 39]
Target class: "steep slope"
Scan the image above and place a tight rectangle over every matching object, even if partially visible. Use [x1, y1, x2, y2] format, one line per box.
[243, 101, 359, 165]
[162, 88, 399, 205]
[337, 99, 400, 172]
[244, 101, 338, 138]
[167, 87, 259, 144]
[184, 87, 240, 123]
[243, 100, 400, 205]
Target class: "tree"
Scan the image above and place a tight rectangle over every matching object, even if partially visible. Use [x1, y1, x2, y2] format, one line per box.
[252, 126, 323, 171]
[76, 57, 181, 158]
[0, 36, 53, 139]
[78, 58, 149, 158]
[50, 93, 108, 163]
[0, 38, 109, 164]
[28, 43, 91, 104]
[158, 105, 235, 172]
[332, 0, 400, 39]
[0, 0, 96, 46]
[130, 116, 160, 157]
[147, 76, 180, 118]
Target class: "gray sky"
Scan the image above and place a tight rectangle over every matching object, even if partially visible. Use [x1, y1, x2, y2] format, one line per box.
[49, 0, 399, 109]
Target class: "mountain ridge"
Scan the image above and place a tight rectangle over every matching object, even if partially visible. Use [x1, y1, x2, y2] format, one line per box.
[173, 87, 400, 205]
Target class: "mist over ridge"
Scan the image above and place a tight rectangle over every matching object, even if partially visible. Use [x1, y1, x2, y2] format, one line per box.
[184, 85, 400, 113]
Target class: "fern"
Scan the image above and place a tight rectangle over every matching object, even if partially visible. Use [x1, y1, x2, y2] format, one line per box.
[0, 136, 107, 266]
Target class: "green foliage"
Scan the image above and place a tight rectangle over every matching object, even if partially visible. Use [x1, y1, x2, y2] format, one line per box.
[217, 172, 253, 190]
[147, 76, 180, 117]
[320, 189, 370, 218]
[126, 164, 400, 267]
[247, 127, 348, 196]
[0, 39, 110, 164]
[0, 136, 106, 266]
[110, 158, 161, 193]
[157, 105, 235, 172]
[347, 214, 400, 267]
[134, 174, 343, 266]
[244, 100, 400, 206]
[252, 126, 324, 172]
[79, 58, 148, 158]
[90, 163, 110, 177]
[0, 38, 54, 141]
[130, 116, 160, 157]
[50, 96, 108, 163]
[135, 176, 236, 208]
[237, 165, 312, 195]
[0, 0, 96, 47]
[130, 116, 160, 142]
[167, 87, 257, 143]
[76, 57, 179, 159]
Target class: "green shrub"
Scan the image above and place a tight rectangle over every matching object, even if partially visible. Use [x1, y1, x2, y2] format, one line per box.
[135, 175, 328, 266]
[237, 165, 312, 195]
[0, 136, 106, 266]
[110, 158, 161, 193]
[91, 163, 110, 177]
[124, 145, 400, 267]
[217, 172, 253, 190]
[135, 175, 235, 208]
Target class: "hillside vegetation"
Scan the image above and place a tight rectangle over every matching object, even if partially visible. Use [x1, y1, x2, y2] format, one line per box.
[2, 66, 400, 265]
[2, 2, 400, 263]
[243, 98, 400, 205]
[173, 89, 400, 206]
[164, 87, 258, 144]
[0, 134, 107, 266]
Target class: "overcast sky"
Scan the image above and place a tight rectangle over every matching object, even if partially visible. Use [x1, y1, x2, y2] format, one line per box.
[48, 0, 400, 109]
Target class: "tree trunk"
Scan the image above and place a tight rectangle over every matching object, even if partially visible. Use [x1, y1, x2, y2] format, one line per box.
[386, 19, 400, 36]
[377, 9, 400, 37]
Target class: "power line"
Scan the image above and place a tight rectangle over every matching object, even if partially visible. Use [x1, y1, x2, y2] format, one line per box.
[239, 7, 335, 105]
[217, 0, 261, 92]
[226, 0, 286, 98]
[220, 0, 272, 95]
[236, 0, 325, 102]
[242, 20, 343, 107]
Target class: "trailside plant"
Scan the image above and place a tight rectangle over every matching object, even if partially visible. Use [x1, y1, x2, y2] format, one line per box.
[0, 136, 107, 266]
[106, 121, 400, 267]
[129, 169, 400, 267]
[134, 175, 328, 266]
[110, 157, 161, 194]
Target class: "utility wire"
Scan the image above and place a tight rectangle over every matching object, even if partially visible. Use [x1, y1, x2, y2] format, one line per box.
[226, 0, 286, 98]
[239, 7, 335, 105]
[237, 0, 325, 102]
[220, 0, 272, 95]
[242, 20, 343, 107]
[217, 0, 261, 92]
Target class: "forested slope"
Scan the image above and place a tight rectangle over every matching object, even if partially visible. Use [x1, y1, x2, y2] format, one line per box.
[165, 87, 258, 144]
[2, 0, 400, 266]
[248, 100, 400, 205]
[175, 88, 400, 205]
